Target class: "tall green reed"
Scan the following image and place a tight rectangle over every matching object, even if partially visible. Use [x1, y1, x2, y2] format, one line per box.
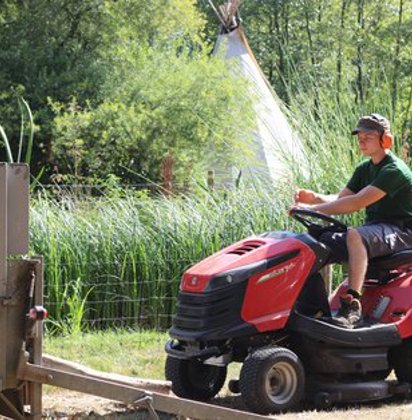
[31, 183, 293, 333]
[0, 95, 35, 164]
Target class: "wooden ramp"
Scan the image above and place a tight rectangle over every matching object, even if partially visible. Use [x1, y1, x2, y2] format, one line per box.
[18, 350, 267, 420]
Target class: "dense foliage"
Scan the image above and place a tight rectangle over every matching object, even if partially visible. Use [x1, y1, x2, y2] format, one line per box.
[1, 1, 411, 185]
[0, 0, 253, 184]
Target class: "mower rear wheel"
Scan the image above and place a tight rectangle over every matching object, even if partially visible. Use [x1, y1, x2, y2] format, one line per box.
[165, 356, 227, 401]
[239, 346, 305, 414]
[390, 338, 412, 382]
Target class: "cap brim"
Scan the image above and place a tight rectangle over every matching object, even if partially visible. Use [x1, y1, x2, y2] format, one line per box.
[351, 127, 378, 135]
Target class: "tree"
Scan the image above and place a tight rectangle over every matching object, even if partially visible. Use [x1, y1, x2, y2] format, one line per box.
[50, 46, 255, 185]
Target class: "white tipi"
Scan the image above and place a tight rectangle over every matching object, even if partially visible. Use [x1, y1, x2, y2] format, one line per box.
[210, 0, 304, 184]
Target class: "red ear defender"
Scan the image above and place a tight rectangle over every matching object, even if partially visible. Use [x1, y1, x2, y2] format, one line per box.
[381, 130, 394, 149]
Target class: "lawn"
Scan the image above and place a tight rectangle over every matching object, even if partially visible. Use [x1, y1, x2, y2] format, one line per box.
[43, 330, 412, 420]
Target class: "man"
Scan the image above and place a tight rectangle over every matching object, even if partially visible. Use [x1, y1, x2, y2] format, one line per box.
[294, 113, 412, 328]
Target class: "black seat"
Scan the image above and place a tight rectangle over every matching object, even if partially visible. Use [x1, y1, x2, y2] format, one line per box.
[366, 248, 412, 283]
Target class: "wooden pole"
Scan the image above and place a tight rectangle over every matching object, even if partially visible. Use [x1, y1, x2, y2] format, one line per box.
[162, 152, 173, 197]
[207, 170, 215, 191]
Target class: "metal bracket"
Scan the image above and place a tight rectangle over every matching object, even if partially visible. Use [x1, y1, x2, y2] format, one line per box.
[134, 394, 159, 420]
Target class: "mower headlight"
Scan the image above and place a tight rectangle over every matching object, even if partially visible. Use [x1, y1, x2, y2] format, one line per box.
[208, 274, 234, 289]
[206, 260, 267, 292]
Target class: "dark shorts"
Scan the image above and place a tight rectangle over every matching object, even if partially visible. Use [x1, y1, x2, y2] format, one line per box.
[320, 222, 412, 263]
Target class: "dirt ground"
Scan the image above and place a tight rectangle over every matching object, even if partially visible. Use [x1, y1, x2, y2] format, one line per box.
[41, 389, 412, 420]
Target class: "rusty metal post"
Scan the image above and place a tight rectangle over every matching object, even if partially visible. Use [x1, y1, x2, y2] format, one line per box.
[27, 257, 44, 420]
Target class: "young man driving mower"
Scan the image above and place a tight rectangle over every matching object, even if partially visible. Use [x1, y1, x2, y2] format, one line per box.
[293, 113, 412, 328]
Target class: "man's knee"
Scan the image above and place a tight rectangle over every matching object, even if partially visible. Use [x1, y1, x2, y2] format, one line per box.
[346, 228, 362, 245]
[346, 228, 365, 247]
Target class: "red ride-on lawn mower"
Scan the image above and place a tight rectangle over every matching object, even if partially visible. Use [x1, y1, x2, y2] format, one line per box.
[165, 208, 412, 414]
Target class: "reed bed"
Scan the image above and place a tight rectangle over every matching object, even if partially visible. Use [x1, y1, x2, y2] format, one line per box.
[31, 183, 297, 333]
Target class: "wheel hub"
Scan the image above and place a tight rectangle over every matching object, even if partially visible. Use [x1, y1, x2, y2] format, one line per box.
[265, 361, 298, 405]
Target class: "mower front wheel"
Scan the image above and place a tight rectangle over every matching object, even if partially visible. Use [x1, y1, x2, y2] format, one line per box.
[165, 356, 227, 401]
[239, 346, 305, 414]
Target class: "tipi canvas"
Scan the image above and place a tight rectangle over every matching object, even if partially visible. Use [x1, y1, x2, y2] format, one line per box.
[210, 0, 305, 185]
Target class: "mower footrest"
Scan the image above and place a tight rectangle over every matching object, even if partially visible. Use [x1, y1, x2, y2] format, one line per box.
[309, 379, 389, 408]
[287, 312, 401, 348]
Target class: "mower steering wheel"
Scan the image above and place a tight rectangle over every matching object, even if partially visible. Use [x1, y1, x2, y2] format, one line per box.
[290, 208, 347, 235]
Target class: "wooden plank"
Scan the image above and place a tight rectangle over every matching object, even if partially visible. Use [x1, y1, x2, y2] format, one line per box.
[42, 354, 171, 395]
[150, 392, 268, 420]
[7, 164, 29, 255]
[19, 358, 267, 420]
[18, 356, 145, 403]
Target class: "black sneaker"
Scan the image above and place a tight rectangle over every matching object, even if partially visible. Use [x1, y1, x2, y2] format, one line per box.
[329, 295, 362, 329]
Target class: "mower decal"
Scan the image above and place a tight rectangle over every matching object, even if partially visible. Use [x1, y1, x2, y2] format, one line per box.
[256, 262, 297, 284]
[241, 238, 316, 332]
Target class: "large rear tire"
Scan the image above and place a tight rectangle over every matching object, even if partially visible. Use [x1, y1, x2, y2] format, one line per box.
[390, 338, 412, 382]
[239, 346, 305, 414]
[165, 356, 227, 401]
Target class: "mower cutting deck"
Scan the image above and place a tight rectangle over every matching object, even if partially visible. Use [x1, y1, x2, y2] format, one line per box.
[166, 208, 412, 414]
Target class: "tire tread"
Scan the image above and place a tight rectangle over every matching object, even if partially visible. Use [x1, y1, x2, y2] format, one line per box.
[165, 356, 227, 401]
[239, 346, 304, 414]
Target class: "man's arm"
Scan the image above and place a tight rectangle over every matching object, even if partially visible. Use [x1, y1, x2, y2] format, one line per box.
[312, 186, 386, 215]
[337, 187, 355, 199]
[295, 187, 354, 204]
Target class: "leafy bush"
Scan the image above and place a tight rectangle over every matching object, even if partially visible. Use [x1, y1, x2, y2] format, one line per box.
[50, 47, 255, 185]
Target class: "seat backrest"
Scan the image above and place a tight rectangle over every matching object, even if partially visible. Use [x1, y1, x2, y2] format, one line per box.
[366, 248, 412, 284]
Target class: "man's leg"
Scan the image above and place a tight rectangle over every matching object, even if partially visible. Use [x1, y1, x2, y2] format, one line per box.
[346, 228, 368, 293]
[331, 228, 365, 328]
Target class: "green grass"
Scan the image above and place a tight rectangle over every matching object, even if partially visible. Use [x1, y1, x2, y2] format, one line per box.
[43, 331, 412, 420]
[44, 329, 168, 380]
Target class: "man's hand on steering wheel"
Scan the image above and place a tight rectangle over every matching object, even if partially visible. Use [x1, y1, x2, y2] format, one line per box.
[288, 202, 313, 215]
[289, 207, 347, 237]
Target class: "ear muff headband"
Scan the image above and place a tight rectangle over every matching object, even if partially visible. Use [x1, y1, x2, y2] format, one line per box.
[381, 130, 394, 149]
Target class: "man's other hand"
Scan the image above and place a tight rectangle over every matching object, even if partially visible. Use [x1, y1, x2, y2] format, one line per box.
[294, 188, 317, 204]
[289, 202, 314, 215]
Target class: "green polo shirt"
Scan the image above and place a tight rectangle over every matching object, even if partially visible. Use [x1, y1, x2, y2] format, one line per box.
[346, 151, 412, 225]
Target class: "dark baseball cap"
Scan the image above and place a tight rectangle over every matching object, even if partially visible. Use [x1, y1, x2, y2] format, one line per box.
[351, 113, 390, 135]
